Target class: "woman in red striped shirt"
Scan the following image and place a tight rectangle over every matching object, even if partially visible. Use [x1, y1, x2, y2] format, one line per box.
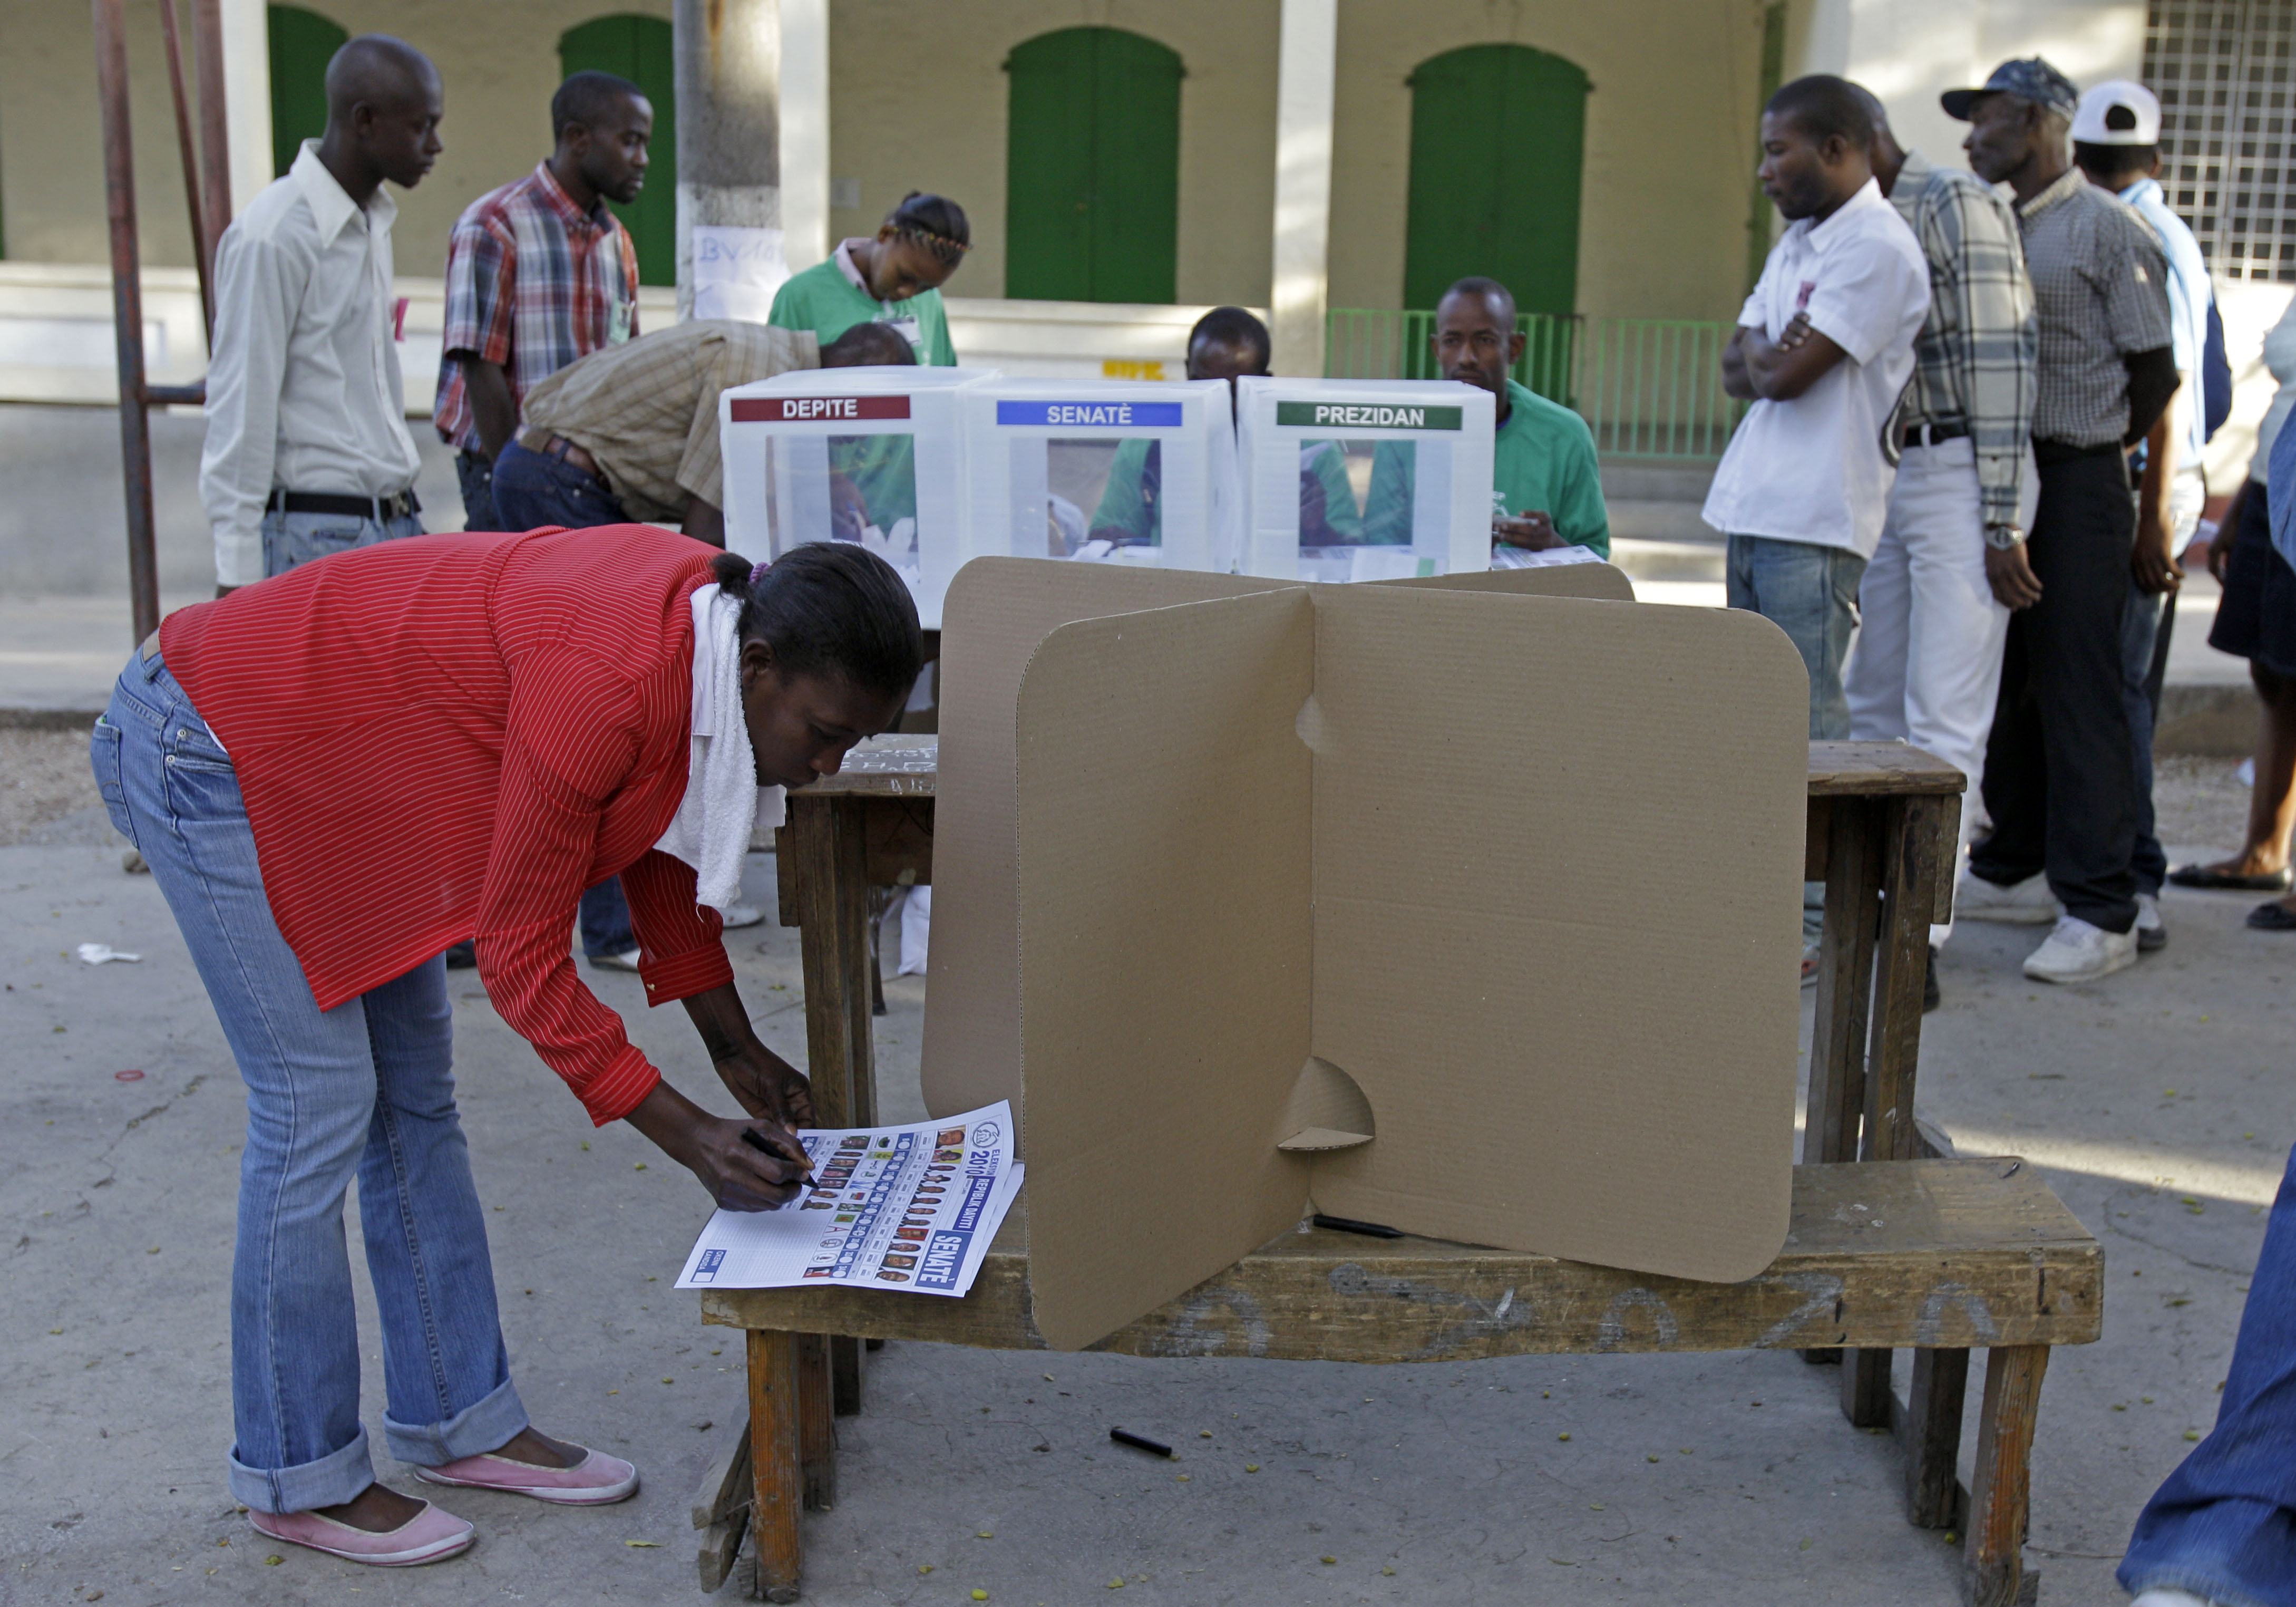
[91, 528, 919, 1567]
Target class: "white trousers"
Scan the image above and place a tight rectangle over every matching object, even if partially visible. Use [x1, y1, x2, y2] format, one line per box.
[1843, 439, 2012, 946]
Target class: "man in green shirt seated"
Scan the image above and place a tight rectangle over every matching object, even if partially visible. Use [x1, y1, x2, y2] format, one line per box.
[1363, 276, 1611, 558]
[1087, 306, 1357, 548]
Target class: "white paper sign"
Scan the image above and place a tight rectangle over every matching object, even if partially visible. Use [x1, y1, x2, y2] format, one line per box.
[691, 225, 787, 323]
[675, 1102, 1022, 1297]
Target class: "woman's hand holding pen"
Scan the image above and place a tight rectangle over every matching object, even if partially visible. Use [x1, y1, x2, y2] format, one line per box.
[624, 1081, 813, 1211]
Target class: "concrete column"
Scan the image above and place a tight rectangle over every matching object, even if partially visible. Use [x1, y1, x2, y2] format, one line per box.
[1269, 0, 1337, 377]
[674, 0, 786, 321]
[216, 0, 271, 216]
[778, 0, 830, 275]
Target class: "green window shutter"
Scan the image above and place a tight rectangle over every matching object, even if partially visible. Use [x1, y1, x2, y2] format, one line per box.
[1005, 27, 1181, 303]
[266, 4, 348, 178]
[559, 14, 678, 287]
[1403, 44, 1589, 318]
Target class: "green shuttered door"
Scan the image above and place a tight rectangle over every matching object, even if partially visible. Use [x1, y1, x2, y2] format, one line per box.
[559, 14, 678, 287]
[266, 4, 347, 177]
[1404, 44, 1589, 317]
[1005, 27, 1181, 304]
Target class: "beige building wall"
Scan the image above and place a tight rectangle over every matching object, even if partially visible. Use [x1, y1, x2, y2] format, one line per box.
[0, 1, 669, 282]
[823, 0, 1280, 309]
[1327, 0, 1773, 322]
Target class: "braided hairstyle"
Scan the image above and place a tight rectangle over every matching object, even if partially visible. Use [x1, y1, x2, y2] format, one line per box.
[707, 546, 922, 701]
[884, 191, 971, 267]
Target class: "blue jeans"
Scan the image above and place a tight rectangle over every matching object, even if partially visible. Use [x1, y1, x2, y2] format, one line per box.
[2122, 1141, 2296, 1606]
[454, 448, 500, 533]
[92, 647, 525, 1513]
[490, 438, 628, 531]
[490, 439, 637, 954]
[261, 505, 423, 579]
[1728, 534, 1868, 942]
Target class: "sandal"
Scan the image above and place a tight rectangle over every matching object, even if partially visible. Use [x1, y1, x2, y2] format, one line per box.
[2169, 863, 2293, 893]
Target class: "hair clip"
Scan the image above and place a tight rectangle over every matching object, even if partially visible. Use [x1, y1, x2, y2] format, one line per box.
[748, 562, 770, 589]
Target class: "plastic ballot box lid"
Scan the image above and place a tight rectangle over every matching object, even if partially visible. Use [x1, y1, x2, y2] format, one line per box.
[1232, 377, 1495, 584]
[958, 377, 1240, 578]
[721, 365, 997, 630]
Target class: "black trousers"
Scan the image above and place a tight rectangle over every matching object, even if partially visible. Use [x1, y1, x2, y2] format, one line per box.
[1969, 442, 2139, 933]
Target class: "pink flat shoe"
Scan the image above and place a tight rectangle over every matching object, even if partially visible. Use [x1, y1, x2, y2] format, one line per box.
[413, 1445, 639, 1506]
[249, 1500, 474, 1566]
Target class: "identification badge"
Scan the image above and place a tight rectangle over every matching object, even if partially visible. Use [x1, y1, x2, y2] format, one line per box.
[607, 299, 636, 346]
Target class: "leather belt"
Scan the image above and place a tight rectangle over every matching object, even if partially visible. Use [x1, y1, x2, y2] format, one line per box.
[1897, 421, 1970, 449]
[541, 434, 608, 485]
[269, 488, 420, 521]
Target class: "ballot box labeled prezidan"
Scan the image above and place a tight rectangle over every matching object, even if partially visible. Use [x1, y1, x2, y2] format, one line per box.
[958, 379, 1238, 577]
[1232, 377, 1496, 584]
[719, 366, 995, 630]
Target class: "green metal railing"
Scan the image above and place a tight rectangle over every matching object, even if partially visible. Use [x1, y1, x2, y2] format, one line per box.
[1325, 308, 1747, 461]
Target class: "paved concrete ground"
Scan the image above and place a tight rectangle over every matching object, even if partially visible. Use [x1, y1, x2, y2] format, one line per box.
[2, 755, 2289, 1606]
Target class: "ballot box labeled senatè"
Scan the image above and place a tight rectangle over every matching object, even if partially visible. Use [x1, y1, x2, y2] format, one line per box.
[720, 366, 994, 630]
[957, 379, 1238, 577]
[1232, 377, 1496, 584]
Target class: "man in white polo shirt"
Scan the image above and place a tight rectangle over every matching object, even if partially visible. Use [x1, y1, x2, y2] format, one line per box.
[1705, 73, 1930, 971]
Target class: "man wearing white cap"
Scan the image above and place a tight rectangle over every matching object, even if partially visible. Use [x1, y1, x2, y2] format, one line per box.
[2074, 78, 2216, 957]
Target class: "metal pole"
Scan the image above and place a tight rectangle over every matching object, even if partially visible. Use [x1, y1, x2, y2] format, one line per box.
[157, 0, 214, 337]
[190, 0, 233, 282]
[92, 0, 161, 642]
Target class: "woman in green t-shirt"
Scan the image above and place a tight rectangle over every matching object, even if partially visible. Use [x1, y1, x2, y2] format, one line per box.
[768, 191, 969, 366]
[772, 193, 969, 533]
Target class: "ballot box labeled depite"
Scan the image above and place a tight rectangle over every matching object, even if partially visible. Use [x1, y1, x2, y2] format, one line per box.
[1232, 377, 1496, 584]
[719, 366, 993, 630]
[958, 378, 1238, 577]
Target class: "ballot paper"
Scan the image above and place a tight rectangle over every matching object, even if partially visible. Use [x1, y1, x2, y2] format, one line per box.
[675, 1102, 1021, 1297]
[1490, 542, 1600, 570]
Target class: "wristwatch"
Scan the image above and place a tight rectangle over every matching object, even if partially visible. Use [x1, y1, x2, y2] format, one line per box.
[1983, 523, 2027, 550]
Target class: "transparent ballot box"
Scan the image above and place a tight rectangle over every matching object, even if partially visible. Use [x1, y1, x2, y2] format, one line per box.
[958, 379, 1238, 576]
[1232, 378, 1495, 583]
[719, 366, 994, 630]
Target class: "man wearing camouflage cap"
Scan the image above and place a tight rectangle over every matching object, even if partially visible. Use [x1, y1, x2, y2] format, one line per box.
[1945, 57, 2180, 985]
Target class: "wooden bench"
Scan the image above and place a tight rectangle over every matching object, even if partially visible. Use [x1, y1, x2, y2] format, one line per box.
[712, 739, 2099, 1606]
[698, 1160, 2097, 1604]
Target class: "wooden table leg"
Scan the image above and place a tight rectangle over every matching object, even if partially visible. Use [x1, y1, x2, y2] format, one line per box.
[1804, 798, 1883, 1369]
[747, 1330, 804, 1602]
[1844, 795, 1958, 1426]
[1962, 1344, 2049, 1607]
[799, 1332, 835, 1512]
[789, 796, 878, 1416]
[1903, 1345, 1971, 1529]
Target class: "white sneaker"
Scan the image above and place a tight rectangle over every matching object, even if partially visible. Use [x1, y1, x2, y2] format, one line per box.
[1957, 870, 2062, 924]
[2132, 1590, 2220, 1607]
[2135, 890, 2168, 953]
[720, 902, 765, 930]
[2022, 915, 2138, 984]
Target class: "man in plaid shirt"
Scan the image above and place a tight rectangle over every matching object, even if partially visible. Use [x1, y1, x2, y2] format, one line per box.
[434, 71, 647, 535]
[434, 69, 652, 969]
[1842, 88, 2037, 1006]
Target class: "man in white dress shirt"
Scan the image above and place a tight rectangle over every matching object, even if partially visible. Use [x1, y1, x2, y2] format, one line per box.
[201, 36, 442, 595]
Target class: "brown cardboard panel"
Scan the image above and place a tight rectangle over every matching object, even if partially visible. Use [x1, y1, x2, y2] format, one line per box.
[1377, 562, 1637, 603]
[1009, 589, 1317, 1351]
[1302, 584, 1807, 1283]
[921, 559, 1290, 1121]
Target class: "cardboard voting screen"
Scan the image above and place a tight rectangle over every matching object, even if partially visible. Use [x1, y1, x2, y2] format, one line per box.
[922, 558, 1803, 1352]
[1233, 377, 1496, 584]
[719, 365, 992, 630]
[959, 379, 1238, 578]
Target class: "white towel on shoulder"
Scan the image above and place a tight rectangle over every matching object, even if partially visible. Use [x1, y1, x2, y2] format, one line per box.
[654, 583, 785, 914]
